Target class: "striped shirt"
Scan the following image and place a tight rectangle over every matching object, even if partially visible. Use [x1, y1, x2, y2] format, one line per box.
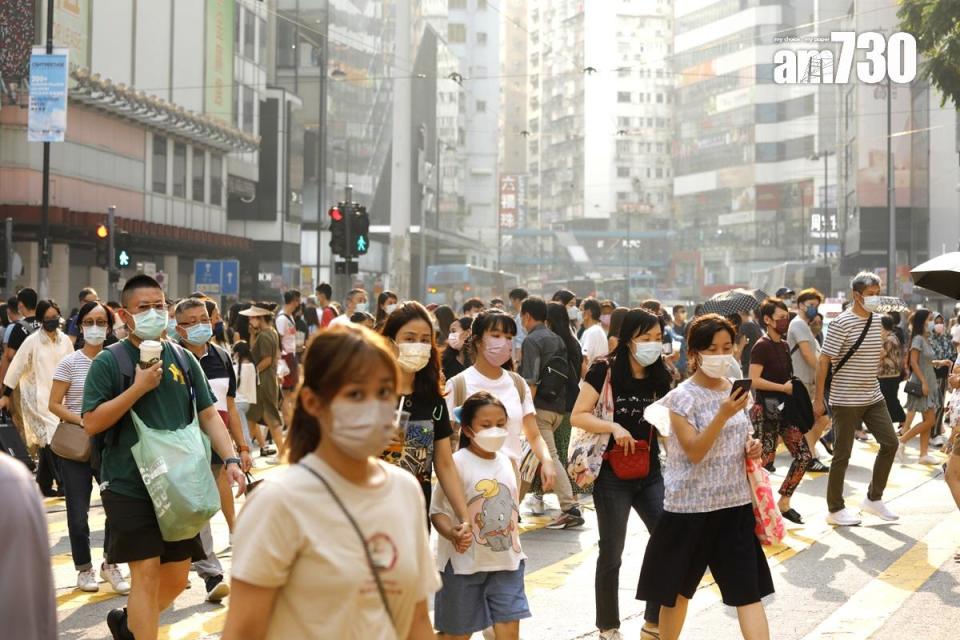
[821, 310, 883, 406]
[52, 350, 94, 415]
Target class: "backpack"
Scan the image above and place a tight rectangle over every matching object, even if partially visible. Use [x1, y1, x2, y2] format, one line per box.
[90, 340, 197, 470]
[16, 317, 40, 339]
[536, 351, 572, 407]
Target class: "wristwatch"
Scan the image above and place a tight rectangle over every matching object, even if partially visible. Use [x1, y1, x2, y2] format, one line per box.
[224, 457, 242, 467]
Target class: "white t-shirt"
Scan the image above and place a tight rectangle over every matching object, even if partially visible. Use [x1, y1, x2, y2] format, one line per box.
[431, 448, 525, 574]
[231, 454, 440, 640]
[234, 361, 257, 405]
[275, 313, 297, 354]
[951, 323, 960, 345]
[444, 366, 535, 461]
[329, 313, 353, 328]
[580, 323, 608, 367]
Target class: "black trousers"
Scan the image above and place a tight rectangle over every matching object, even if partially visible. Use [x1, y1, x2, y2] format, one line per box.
[35, 445, 63, 494]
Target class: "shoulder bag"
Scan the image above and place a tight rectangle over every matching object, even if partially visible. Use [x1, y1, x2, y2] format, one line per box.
[567, 367, 613, 489]
[50, 422, 91, 462]
[298, 463, 396, 634]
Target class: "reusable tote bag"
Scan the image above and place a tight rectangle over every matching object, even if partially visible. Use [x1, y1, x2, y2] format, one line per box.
[130, 407, 220, 542]
[745, 456, 786, 545]
[567, 369, 613, 489]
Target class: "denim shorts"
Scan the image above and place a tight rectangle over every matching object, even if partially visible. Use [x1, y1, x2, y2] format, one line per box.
[434, 560, 531, 635]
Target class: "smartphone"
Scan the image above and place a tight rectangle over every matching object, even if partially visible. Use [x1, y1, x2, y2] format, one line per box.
[730, 378, 753, 397]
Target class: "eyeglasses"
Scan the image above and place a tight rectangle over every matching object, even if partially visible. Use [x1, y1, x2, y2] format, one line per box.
[81, 320, 110, 328]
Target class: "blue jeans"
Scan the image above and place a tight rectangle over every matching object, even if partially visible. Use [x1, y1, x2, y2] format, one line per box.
[59, 456, 109, 571]
[593, 464, 665, 630]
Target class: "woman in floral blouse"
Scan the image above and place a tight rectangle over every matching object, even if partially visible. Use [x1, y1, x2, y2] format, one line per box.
[878, 315, 906, 431]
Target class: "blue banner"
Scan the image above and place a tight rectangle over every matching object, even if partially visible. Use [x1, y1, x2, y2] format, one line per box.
[28, 48, 68, 143]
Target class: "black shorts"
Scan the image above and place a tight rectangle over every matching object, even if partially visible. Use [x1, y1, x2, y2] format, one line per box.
[101, 490, 205, 565]
[637, 504, 774, 608]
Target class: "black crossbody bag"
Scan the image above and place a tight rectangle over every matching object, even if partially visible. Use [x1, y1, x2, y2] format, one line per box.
[297, 463, 396, 633]
[828, 314, 874, 395]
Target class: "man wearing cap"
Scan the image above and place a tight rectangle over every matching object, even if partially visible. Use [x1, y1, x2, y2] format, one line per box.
[776, 287, 797, 306]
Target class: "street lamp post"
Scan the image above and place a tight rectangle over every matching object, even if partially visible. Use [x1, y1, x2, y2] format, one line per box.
[886, 74, 896, 295]
[38, 0, 55, 299]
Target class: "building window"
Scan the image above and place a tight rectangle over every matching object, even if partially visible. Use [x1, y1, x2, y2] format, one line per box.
[476, 100, 486, 113]
[477, 0, 487, 9]
[617, 166, 630, 178]
[172, 142, 187, 198]
[152, 135, 167, 194]
[656, 93, 664, 103]
[450, 0, 466, 8]
[477, 32, 487, 45]
[233, 84, 240, 129]
[277, 18, 296, 68]
[258, 16, 267, 65]
[617, 91, 631, 103]
[448, 23, 466, 43]
[210, 154, 223, 206]
[617, 191, 629, 201]
[192, 148, 205, 202]
[244, 9, 255, 60]
[243, 86, 255, 133]
[655, 167, 663, 178]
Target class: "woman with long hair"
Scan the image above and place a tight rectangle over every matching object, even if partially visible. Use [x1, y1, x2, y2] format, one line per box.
[375, 290, 399, 330]
[223, 326, 439, 640]
[637, 314, 771, 640]
[899, 309, 953, 464]
[381, 302, 471, 532]
[571, 309, 673, 640]
[48, 302, 130, 595]
[434, 304, 457, 341]
[445, 311, 557, 494]
[607, 307, 629, 353]
[442, 316, 474, 381]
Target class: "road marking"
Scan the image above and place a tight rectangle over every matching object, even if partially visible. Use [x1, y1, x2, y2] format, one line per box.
[800, 510, 960, 640]
[158, 610, 228, 640]
[56, 589, 123, 611]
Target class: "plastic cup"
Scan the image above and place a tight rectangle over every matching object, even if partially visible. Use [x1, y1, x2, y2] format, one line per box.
[140, 340, 162, 369]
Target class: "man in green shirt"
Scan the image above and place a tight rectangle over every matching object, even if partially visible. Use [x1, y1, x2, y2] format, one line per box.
[83, 275, 245, 640]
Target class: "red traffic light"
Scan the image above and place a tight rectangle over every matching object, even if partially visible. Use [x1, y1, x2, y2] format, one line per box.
[96, 224, 109, 239]
[328, 206, 343, 221]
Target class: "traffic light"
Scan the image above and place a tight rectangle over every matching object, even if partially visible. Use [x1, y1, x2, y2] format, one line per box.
[115, 231, 132, 269]
[95, 223, 110, 269]
[352, 205, 370, 257]
[329, 204, 346, 256]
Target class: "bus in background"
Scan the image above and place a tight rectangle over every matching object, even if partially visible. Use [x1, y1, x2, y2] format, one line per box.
[425, 265, 520, 308]
[750, 262, 832, 299]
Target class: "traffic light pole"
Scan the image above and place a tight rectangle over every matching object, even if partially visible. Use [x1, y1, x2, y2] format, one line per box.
[108, 205, 116, 288]
[344, 184, 353, 280]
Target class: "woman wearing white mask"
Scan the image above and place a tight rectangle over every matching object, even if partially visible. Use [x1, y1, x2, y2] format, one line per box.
[571, 309, 673, 640]
[638, 314, 771, 640]
[445, 311, 557, 497]
[899, 309, 953, 465]
[381, 301, 471, 532]
[375, 290, 399, 331]
[442, 317, 474, 381]
[223, 325, 439, 640]
[48, 301, 131, 595]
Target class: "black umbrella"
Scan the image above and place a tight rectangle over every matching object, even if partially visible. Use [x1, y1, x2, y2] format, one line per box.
[699, 288, 769, 316]
[911, 252, 960, 299]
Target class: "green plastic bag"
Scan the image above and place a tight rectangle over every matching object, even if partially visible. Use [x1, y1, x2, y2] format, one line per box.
[130, 407, 220, 542]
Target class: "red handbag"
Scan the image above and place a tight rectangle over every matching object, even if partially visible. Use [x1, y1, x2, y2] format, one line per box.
[602, 431, 652, 480]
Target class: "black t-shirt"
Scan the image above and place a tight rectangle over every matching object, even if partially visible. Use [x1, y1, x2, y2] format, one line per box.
[739, 321, 763, 371]
[383, 390, 453, 504]
[198, 344, 237, 398]
[584, 358, 662, 474]
[442, 347, 467, 381]
[6, 317, 37, 352]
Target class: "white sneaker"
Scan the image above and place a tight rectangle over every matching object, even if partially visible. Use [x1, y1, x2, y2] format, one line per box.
[931, 435, 946, 447]
[827, 507, 862, 526]
[919, 455, 940, 466]
[861, 498, 899, 521]
[599, 630, 624, 640]
[77, 569, 99, 592]
[525, 495, 545, 516]
[100, 563, 131, 595]
[896, 441, 907, 464]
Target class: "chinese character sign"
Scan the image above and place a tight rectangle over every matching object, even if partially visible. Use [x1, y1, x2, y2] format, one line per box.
[28, 48, 69, 142]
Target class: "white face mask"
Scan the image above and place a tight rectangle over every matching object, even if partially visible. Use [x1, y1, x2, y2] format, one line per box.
[862, 295, 881, 312]
[699, 354, 738, 379]
[396, 342, 432, 372]
[82, 325, 107, 346]
[632, 341, 662, 366]
[470, 426, 508, 453]
[568, 306, 581, 321]
[328, 399, 397, 460]
[355, 302, 369, 314]
[384, 303, 398, 315]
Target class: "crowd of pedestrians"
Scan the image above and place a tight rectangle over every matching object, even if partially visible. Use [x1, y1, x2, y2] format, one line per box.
[2, 269, 959, 640]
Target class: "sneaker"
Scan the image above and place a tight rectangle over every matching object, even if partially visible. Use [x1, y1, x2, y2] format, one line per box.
[931, 435, 946, 447]
[77, 569, 99, 592]
[918, 455, 940, 466]
[896, 441, 907, 463]
[763, 462, 776, 473]
[524, 495, 545, 516]
[546, 507, 585, 530]
[861, 498, 899, 521]
[100, 563, 131, 595]
[855, 430, 870, 442]
[260, 445, 277, 457]
[827, 508, 862, 526]
[599, 630, 624, 640]
[106, 608, 133, 640]
[205, 574, 230, 602]
[806, 459, 830, 473]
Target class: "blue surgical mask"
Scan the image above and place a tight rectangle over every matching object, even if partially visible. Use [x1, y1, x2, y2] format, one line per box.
[926, 321, 935, 334]
[166, 319, 179, 341]
[632, 341, 662, 366]
[132, 308, 169, 341]
[82, 325, 107, 346]
[186, 322, 214, 345]
[805, 305, 818, 320]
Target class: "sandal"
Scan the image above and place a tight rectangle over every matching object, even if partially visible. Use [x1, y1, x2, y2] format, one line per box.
[781, 508, 804, 524]
[641, 625, 661, 640]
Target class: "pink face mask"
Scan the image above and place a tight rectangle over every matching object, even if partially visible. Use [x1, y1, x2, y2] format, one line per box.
[482, 336, 513, 366]
[447, 332, 465, 350]
[935, 324, 945, 335]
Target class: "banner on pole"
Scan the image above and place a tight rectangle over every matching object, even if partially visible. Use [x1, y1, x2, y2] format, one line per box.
[28, 47, 69, 142]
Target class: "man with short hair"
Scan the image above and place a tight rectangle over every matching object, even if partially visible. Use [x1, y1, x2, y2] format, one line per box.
[509, 288, 529, 362]
[788, 288, 831, 472]
[2, 295, 21, 350]
[579, 297, 608, 367]
[776, 287, 796, 306]
[174, 297, 251, 603]
[814, 272, 899, 526]
[315, 283, 337, 328]
[82, 275, 245, 640]
[67, 288, 99, 345]
[672, 304, 689, 375]
[490, 297, 505, 310]
[276, 290, 302, 416]
[329, 288, 368, 327]
[519, 296, 583, 529]
[462, 297, 485, 318]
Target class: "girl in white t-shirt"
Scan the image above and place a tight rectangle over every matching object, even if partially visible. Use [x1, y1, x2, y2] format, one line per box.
[431, 391, 530, 639]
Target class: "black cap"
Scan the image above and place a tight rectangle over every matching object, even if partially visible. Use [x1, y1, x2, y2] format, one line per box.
[775, 287, 795, 298]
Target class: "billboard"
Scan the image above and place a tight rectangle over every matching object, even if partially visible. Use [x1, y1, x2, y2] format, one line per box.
[52, 0, 90, 69]
[28, 48, 69, 142]
[499, 174, 527, 229]
[205, 0, 234, 124]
